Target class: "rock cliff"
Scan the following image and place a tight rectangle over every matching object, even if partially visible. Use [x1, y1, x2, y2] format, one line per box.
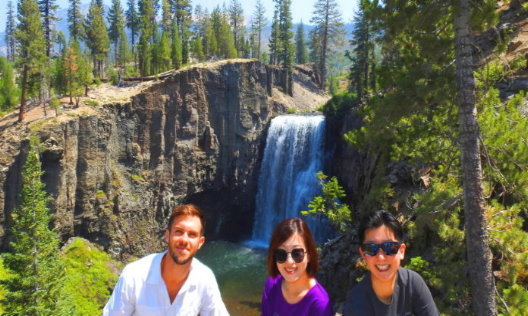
[0, 60, 328, 259]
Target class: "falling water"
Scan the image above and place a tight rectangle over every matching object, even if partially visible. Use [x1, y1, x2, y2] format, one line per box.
[250, 114, 333, 247]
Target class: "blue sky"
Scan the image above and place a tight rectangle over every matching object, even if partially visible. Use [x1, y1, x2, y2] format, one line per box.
[0, 0, 358, 33]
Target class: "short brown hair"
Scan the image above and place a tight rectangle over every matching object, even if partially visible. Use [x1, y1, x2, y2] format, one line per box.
[266, 218, 319, 277]
[167, 204, 205, 235]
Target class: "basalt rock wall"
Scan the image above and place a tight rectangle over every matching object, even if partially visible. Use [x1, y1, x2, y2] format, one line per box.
[0, 60, 304, 259]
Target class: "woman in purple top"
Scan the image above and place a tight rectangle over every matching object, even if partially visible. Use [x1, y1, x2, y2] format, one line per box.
[261, 218, 333, 316]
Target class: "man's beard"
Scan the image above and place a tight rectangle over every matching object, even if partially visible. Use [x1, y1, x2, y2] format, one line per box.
[168, 246, 195, 265]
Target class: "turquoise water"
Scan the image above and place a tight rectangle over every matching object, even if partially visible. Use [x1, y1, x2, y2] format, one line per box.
[196, 240, 267, 316]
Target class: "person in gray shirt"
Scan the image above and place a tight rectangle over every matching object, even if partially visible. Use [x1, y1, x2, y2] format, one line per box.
[344, 210, 438, 316]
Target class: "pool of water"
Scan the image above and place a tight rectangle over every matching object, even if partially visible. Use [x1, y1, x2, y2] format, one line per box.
[196, 240, 267, 316]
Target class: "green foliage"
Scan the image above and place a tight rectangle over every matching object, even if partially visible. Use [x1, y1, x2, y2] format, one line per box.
[0, 57, 19, 110]
[49, 96, 61, 116]
[56, 238, 121, 315]
[320, 92, 357, 117]
[0, 257, 14, 314]
[302, 172, 351, 232]
[0, 142, 64, 315]
[85, 0, 110, 78]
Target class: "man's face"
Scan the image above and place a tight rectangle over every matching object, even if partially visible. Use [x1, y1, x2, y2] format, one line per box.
[165, 215, 205, 266]
[359, 225, 406, 285]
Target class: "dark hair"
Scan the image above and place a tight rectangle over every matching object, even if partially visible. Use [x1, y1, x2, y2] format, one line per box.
[167, 204, 205, 235]
[267, 218, 319, 278]
[358, 210, 404, 243]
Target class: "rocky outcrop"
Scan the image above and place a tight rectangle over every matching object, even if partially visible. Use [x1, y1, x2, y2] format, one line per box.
[0, 60, 326, 259]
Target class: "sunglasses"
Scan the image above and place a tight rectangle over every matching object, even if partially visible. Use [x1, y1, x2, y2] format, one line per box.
[360, 241, 403, 256]
[274, 248, 305, 263]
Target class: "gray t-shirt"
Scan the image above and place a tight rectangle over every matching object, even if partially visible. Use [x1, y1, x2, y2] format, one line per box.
[343, 268, 439, 316]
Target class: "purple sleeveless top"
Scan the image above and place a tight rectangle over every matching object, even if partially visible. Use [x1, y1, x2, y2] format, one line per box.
[261, 275, 333, 316]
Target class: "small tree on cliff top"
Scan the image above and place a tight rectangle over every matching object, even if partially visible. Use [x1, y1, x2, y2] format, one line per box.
[0, 142, 64, 315]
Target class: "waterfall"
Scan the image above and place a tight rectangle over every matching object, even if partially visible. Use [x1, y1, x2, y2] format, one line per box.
[250, 114, 333, 247]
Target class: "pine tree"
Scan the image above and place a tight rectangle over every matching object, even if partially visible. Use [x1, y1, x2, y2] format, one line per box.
[137, 0, 155, 75]
[348, 0, 374, 99]
[0, 142, 64, 315]
[171, 20, 182, 69]
[228, 0, 245, 56]
[155, 30, 171, 73]
[310, 0, 345, 90]
[277, 0, 294, 95]
[173, 0, 192, 64]
[15, 0, 48, 122]
[85, 0, 110, 78]
[126, 0, 139, 58]
[107, 0, 126, 64]
[203, 11, 217, 58]
[251, 0, 266, 61]
[161, 0, 171, 32]
[295, 21, 308, 64]
[454, 0, 497, 313]
[212, 7, 237, 59]
[38, 0, 59, 57]
[5, 1, 17, 63]
[68, 0, 84, 41]
[117, 29, 130, 68]
[0, 57, 19, 110]
[269, 5, 279, 65]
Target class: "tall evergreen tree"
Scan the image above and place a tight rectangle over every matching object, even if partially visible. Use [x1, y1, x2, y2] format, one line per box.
[276, 0, 294, 94]
[107, 0, 126, 64]
[161, 0, 171, 32]
[173, 0, 192, 64]
[310, 0, 345, 89]
[15, 0, 47, 121]
[454, 0, 497, 313]
[153, 30, 171, 73]
[295, 21, 308, 64]
[137, 0, 155, 75]
[85, 0, 110, 78]
[268, 5, 279, 64]
[63, 40, 92, 105]
[125, 0, 139, 58]
[67, 0, 84, 41]
[38, 0, 59, 57]
[348, 0, 374, 100]
[5, 1, 17, 63]
[212, 6, 237, 59]
[228, 0, 245, 55]
[251, 0, 266, 60]
[0, 142, 64, 315]
[171, 20, 182, 69]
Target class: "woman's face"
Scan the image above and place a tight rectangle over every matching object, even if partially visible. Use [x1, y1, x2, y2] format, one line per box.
[360, 225, 406, 286]
[276, 233, 309, 283]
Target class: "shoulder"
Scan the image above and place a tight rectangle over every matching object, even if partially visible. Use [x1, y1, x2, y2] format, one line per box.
[311, 280, 331, 302]
[398, 268, 427, 288]
[121, 253, 161, 278]
[307, 281, 333, 314]
[263, 275, 282, 292]
[189, 258, 219, 286]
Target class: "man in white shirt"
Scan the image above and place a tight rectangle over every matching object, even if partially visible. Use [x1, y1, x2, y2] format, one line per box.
[103, 204, 229, 316]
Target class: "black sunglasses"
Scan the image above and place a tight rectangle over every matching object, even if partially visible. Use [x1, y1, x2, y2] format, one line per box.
[274, 248, 305, 263]
[360, 241, 403, 256]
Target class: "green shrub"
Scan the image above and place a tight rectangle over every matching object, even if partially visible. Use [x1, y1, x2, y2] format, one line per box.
[57, 238, 121, 315]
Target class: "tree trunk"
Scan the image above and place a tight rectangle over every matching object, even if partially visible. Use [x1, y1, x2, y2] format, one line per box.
[453, 0, 497, 315]
[18, 65, 28, 122]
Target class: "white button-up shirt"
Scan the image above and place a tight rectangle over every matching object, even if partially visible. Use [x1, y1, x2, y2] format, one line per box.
[103, 252, 229, 316]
